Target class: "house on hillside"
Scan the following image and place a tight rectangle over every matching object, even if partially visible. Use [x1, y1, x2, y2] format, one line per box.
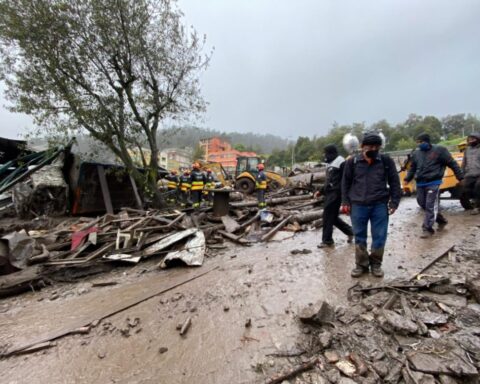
[199, 137, 257, 173]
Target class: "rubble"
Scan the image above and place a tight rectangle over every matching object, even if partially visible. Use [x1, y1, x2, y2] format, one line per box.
[262, 241, 480, 384]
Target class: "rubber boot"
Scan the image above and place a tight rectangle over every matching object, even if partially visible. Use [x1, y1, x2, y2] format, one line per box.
[351, 244, 369, 277]
[370, 248, 385, 277]
[436, 213, 448, 226]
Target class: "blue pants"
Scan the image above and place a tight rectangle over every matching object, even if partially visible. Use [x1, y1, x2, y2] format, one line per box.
[351, 203, 389, 250]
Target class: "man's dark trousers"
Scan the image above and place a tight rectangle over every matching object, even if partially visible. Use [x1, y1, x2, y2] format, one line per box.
[416, 184, 441, 231]
[322, 194, 353, 244]
[463, 176, 480, 208]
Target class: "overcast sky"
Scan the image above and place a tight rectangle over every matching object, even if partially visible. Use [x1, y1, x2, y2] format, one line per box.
[1, 0, 479, 140]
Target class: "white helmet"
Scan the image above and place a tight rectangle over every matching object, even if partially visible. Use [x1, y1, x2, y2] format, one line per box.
[342, 133, 360, 154]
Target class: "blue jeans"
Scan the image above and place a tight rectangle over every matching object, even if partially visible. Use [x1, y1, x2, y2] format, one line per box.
[351, 203, 389, 250]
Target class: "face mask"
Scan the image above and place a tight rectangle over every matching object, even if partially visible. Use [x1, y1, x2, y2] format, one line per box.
[365, 150, 378, 159]
[419, 143, 430, 151]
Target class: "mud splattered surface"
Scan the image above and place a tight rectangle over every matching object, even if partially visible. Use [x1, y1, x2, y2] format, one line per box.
[0, 197, 478, 384]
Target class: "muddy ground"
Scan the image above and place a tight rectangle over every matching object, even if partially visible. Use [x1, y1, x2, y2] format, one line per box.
[0, 197, 479, 384]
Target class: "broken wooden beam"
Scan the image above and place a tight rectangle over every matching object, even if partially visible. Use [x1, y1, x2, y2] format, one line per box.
[261, 215, 293, 242]
[218, 230, 250, 245]
[230, 194, 312, 208]
[410, 245, 455, 281]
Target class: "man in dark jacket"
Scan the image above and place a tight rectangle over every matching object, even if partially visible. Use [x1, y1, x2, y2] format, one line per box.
[317, 144, 353, 248]
[404, 133, 464, 237]
[341, 133, 401, 277]
[461, 132, 480, 214]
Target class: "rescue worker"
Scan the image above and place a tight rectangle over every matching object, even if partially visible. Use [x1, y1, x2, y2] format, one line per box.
[256, 163, 267, 208]
[403, 133, 464, 238]
[342, 133, 401, 278]
[190, 162, 206, 209]
[461, 132, 480, 214]
[178, 170, 191, 207]
[317, 144, 353, 248]
[165, 170, 179, 204]
[203, 168, 215, 206]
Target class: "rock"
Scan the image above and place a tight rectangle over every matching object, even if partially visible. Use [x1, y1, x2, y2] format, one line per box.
[268, 360, 275, 367]
[50, 293, 59, 301]
[299, 300, 335, 326]
[301, 372, 328, 384]
[407, 339, 478, 377]
[325, 368, 340, 383]
[416, 311, 448, 325]
[338, 379, 357, 384]
[97, 351, 106, 359]
[372, 351, 386, 361]
[158, 347, 168, 354]
[335, 360, 356, 377]
[428, 330, 442, 339]
[223, 305, 230, 312]
[439, 374, 460, 384]
[382, 309, 418, 334]
[245, 318, 252, 328]
[372, 361, 389, 378]
[319, 331, 332, 349]
[324, 350, 340, 364]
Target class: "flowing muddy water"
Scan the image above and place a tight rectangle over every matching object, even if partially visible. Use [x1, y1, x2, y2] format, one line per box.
[0, 197, 478, 384]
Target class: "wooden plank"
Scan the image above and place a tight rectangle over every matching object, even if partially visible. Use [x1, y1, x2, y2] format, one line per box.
[129, 174, 143, 209]
[261, 215, 292, 242]
[97, 165, 114, 214]
[218, 230, 249, 245]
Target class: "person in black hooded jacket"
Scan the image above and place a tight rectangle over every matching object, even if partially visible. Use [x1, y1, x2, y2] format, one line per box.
[404, 133, 463, 237]
[317, 144, 353, 248]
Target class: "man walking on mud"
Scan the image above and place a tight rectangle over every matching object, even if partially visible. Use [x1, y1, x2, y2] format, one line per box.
[342, 133, 401, 277]
[461, 132, 480, 215]
[317, 144, 353, 248]
[403, 133, 464, 237]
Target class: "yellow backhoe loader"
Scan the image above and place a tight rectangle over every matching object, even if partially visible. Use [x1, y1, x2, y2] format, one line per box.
[234, 156, 287, 194]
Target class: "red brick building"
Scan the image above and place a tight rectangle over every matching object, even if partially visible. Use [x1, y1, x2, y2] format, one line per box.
[199, 137, 257, 173]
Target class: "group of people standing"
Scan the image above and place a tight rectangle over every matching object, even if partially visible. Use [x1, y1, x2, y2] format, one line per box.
[318, 132, 480, 278]
[164, 163, 215, 208]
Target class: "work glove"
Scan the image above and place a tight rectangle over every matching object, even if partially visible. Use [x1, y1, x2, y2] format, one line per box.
[340, 204, 351, 215]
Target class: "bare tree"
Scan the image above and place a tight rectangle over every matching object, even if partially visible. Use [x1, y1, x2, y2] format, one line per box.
[0, 0, 210, 204]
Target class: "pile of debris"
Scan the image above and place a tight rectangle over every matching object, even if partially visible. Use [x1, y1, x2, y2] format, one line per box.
[0, 190, 324, 298]
[264, 243, 480, 384]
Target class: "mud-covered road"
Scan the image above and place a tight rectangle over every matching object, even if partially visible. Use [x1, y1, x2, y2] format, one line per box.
[1, 197, 479, 384]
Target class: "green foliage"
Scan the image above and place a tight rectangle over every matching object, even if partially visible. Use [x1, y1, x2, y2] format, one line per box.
[395, 138, 416, 150]
[0, 0, 210, 204]
[192, 143, 205, 161]
[267, 113, 480, 168]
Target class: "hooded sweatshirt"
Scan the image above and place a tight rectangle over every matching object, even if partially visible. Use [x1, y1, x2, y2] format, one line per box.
[463, 132, 480, 178]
